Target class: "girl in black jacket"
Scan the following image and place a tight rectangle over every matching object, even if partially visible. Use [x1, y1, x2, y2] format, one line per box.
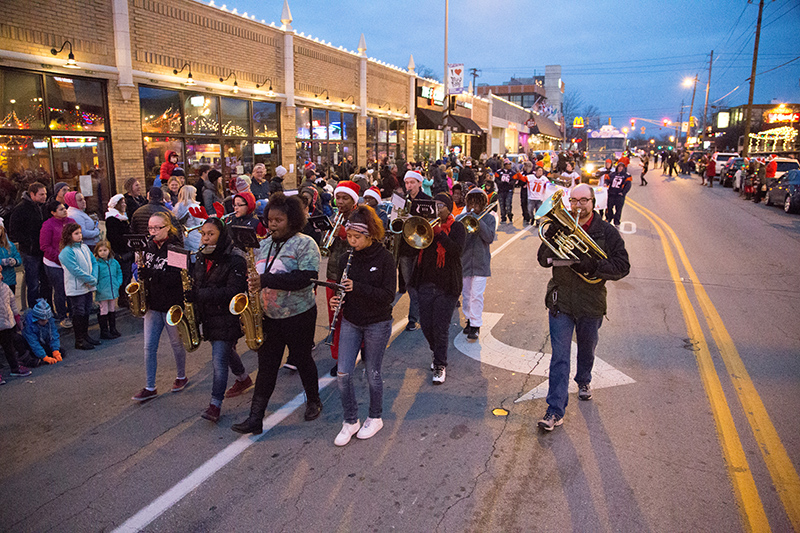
[330, 206, 396, 446]
[193, 218, 252, 422]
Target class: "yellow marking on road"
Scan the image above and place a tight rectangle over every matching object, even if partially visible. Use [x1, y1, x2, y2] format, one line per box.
[631, 199, 800, 531]
[628, 202, 770, 532]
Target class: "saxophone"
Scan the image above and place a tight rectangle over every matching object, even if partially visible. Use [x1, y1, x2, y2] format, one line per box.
[229, 247, 264, 351]
[166, 265, 202, 352]
[125, 249, 147, 317]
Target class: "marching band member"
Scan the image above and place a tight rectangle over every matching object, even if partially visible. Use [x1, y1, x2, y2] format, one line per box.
[228, 192, 267, 238]
[231, 193, 322, 435]
[330, 206, 396, 446]
[193, 218, 253, 422]
[131, 213, 188, 403]
[456, 188, 496, 341]
[410, 192, 465, 384]
[397, 171, 430, 332]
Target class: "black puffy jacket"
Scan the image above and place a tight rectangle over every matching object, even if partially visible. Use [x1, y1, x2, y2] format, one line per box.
[192, 234, 247, 341]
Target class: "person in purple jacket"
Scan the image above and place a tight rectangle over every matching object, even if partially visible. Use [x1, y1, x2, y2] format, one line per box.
[39, 200, 75, 328]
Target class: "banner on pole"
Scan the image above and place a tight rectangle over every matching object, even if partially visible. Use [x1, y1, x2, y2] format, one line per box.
[448, 63, 464, 94]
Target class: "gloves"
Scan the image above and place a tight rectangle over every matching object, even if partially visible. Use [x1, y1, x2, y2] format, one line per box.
[43, 356, 57, 364]
[571, 256, 599, 277]
[52, 351, 62, 362]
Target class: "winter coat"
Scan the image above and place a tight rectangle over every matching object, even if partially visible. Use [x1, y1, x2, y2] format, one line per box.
[67, 207, 100, 246]
[124, 194, 147, 221]
[337, 241, 396, 327]
[59, 242, 98, 297]
[201, 182, 223, 216]
[459, 166, 476, 184]
[0, 282, 19, 331]
[495, 168, 517, 193]
[431, 167, 449, 195]
[39, 216, 76, 265]
[159, 150, 177, 184]
[410, 218, 466, 297]
[172, 202, 202, 252]
[457, 210, 496, 277]
[140, 234, 184, 313]
[607, 170, 632, 197]
[250, 178, 272, 200]
[95, 256, 123, 301]
[537, 212, 630, 318]
[104, 212, 132, 262]
[0, 241, 22, 286]
[8, 193, 45, 256]
[130, 201, 182, 241]
[421, 176, 434, 196]
[192, 236, 247, 341]
[23, 312, 60, 358]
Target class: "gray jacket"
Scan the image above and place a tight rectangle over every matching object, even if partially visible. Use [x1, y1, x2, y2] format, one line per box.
[457, 211, 496, 277]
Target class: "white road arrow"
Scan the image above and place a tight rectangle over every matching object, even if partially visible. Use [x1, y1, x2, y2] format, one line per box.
[453, 312, 635, 403]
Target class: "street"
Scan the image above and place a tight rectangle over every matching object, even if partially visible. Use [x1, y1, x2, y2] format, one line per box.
[2, 163, 799, 532]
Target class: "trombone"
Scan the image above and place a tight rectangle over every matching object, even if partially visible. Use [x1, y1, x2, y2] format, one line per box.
[460, 201, 498, 233]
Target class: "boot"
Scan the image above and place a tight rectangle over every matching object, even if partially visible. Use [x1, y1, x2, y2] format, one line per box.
[73, 316, 95, 350]
[84, 314, 101, 345]
[231, 396, 268, 435]
[108, 311, 121, 338]
[99, 314, 113, 339]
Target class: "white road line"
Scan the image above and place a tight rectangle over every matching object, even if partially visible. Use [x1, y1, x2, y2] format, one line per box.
[491, 224, 535, 258]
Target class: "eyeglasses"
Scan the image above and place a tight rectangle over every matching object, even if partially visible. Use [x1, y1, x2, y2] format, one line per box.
[234, 203, 248, 208]
[435, 202, 447, 209]
[568, 198, 592, 205]
[148, 225, 166, 231]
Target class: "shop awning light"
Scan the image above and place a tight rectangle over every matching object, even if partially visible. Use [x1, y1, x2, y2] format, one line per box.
[256, 78, 275, 97]
[51, 41, 80, 69]
[220, 72, 239, 94]
[174, 63, 195, 86]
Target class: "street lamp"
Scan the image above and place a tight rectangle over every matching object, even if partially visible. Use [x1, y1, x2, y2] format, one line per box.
[683, 75, 698, 147]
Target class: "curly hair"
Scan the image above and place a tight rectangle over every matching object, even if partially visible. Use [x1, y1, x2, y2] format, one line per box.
[59, 222, 83, 250]
[263, 192, 307, 235]
[347, 205, 385, 241]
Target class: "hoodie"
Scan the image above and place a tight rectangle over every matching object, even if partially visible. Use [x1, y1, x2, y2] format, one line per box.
[158, 150, 177, 185]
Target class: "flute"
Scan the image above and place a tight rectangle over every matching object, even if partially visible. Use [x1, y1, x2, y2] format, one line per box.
[324, 247, 354, 346]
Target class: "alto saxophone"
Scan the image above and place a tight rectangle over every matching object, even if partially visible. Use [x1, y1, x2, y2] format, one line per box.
[229, 246, 264, 351]
[126, 249, 147, 317]
[166, 267, 202, 352]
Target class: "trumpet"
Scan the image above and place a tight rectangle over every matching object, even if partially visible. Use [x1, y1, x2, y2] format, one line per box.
[401, 216, 441, 249]
[461, 201, 498, 233]
[320, 212, 345, 256]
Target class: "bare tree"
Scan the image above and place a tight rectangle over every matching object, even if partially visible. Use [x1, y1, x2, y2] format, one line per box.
[415, 64, 441, 82]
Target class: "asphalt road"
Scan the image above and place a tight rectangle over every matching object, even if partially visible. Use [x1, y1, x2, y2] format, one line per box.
[1, 162, 799, 532]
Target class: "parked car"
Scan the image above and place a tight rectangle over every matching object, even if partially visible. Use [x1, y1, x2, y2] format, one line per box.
[765, 169, 800, 213]
[771, 157, 800, 183]
[720, 157, 745, 187]
[712, 152, 739, 176]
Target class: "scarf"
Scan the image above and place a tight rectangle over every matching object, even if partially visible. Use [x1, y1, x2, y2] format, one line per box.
[418, 215, 455, 268]
[105, 208, 128, 221]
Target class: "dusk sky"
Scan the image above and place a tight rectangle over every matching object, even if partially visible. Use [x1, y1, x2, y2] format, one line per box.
[219, 0, 799, 136]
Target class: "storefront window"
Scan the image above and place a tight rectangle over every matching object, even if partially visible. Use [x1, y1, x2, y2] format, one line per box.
[366, 116, 377, 142]
[378, 118, 388, 143]
[46, 75, 106, 132]
[220, 97, 249, 137]
[51, 136, 109, 215]
[143, 136, 184, 187]
[342, 113, 356, 141]
[312, 109, 327, 140]
[253, 140, 279, 174]
[296, 107, 311, 139]
[140, 87, 182, 134]
[186, 139, 221, 179]
[184, 94, 219, 135]
[0, 70, 44, 130]
[0, 136, 51, 214]
[328, 111, 342, 140]
[223, 139, 251, 179]
[296, 109, 357, 175]
[253, 101, 279, 138]
[388, 120, 398, 144]
[296, 141, 312, 174]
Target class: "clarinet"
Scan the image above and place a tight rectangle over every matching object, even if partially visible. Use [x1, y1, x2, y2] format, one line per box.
[324, 247, 354, 346]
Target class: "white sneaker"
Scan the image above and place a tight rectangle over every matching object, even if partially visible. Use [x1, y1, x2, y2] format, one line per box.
[356, 417, 383, 440]
[432, 366, 446, 384]
[334, 421, 361, 446]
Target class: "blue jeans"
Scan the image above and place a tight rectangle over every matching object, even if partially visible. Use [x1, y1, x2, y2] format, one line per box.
[528, 199, 543, 220]
[546, 311, 603, 418]
[397, 255, 419, 324]
[337, 317, 392, 424]
[498, 190, 514, 221]
[210, 340, 246, 407]
[21, 253, 50, 309]
[45, 265, 69, 319]
[143, 310, 187, 390]
[417, 283, 458, 368]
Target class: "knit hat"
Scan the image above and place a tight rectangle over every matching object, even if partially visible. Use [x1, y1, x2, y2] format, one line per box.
[465, 160, 472, 166]
[148, 187, 164, 202]
[404, 170, 424, 183]
[64, 191, 79, 208]
[53, 182, 69, 199]
[235, 192, 256, 214]
[275, 165, 287, 178]
[208, 169, 222, 183]
[31, 298, 53, 320]
[228, 175, 249, 194]
[605, 159, 612, 165]
[108, 193, 125, 209]
[434, 192, 454, 213]
[171, 167, 185, 178]
[364, 186, 382, 203]
[503, 158, 512, 165]
[334, 180, 360, 203]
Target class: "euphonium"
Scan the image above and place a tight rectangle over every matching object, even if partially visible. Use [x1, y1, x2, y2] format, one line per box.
[534, 189, 607, 284]
[166, 268, 202, 352]
[126, 249, 147, 317]
[229, 247, 264, 351]
[461, 201, 499, 233]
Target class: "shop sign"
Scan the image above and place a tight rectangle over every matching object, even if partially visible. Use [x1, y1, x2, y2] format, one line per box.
[447, 63, 464, 95]
[766, 111, 799, 123]
[526, 118, 537, 128]
[456, 99, 472, 110]
[419, 85, 444, 106]
[572, 116, 584, 128]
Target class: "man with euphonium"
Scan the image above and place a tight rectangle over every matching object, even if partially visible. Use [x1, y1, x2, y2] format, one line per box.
[536, 183, 630, 431]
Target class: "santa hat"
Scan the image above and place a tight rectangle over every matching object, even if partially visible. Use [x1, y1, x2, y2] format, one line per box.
[364, 187, 382, 203]
[404, 170, 424, 183]
[334, 180, 360, 203]
[235, 192, 256, 214]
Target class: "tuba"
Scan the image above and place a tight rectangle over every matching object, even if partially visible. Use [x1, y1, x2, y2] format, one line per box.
[229, 246, 264, 351]
[535, 189, 607, 284]
[126, 249, 147, 317]
[166, 265, 202, 352]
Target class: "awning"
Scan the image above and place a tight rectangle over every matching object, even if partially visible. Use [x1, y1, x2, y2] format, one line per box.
[529, 115, 562, 139]
[450, 115, 483, 135]
[416, 108, 443, 130]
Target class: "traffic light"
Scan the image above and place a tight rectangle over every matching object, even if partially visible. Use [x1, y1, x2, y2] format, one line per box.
[662, 118, 670, 127]
[630, 118, 636, 129]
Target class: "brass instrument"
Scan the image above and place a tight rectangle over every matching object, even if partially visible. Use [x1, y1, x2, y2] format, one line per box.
[534, 189, 607, 284]
[325, 247, 353, 346]
[229, 246, 264, 351]
[401, 216, 441, 249]
[461, 201, 499, 233]
[126, 248, 147, 317]
[166, 253, 202, 352]
[320, 211, 345, 256]
[183, 223, 203, 237]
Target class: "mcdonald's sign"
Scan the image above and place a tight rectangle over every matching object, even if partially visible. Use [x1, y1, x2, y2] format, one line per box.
[573, 116, 585, 129]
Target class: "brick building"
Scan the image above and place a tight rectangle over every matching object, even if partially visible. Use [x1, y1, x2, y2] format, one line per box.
[0, 0, 491, 217]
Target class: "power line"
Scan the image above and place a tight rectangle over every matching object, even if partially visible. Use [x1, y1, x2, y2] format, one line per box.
[746, 55, 800, 79]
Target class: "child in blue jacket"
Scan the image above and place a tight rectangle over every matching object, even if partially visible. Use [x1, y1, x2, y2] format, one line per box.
[58, 223, 99, 350]
[0, 218, 22, 292]
[94, 240, 123, 339]
[22, 299, 62, 365]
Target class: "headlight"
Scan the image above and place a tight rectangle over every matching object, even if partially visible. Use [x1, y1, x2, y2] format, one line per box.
[584, 164, 595, 174]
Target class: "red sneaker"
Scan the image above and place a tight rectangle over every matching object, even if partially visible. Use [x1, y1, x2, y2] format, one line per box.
[201, 404, 221, 423]
[171, 377, 188, 392]
[224, 376, 253, 398]
[132, 388, 158, 402]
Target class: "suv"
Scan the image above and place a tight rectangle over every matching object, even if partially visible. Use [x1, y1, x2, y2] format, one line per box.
[712, 152, 738, 176]
[772, 157, 800, 182]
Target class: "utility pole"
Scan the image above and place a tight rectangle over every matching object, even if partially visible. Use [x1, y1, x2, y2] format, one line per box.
[469, 68, 481, 91]
[687, 74, 698, 146]
[742, 0, 765, 158]
[676, 99, 684, 150]
[701, 50, 713, 148]
[443, 0, 450, 157]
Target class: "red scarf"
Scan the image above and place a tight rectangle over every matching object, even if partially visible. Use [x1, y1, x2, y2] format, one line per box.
[418, 215, 455, 268]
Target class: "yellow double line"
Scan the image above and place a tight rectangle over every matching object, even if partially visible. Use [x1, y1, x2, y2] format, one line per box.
[628, 199, 800, 533]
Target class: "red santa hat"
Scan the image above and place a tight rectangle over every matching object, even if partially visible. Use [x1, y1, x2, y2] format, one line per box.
[334, 180, 360, 203]
[404, 170, 424, 183]
[364, 186, 382, 203]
